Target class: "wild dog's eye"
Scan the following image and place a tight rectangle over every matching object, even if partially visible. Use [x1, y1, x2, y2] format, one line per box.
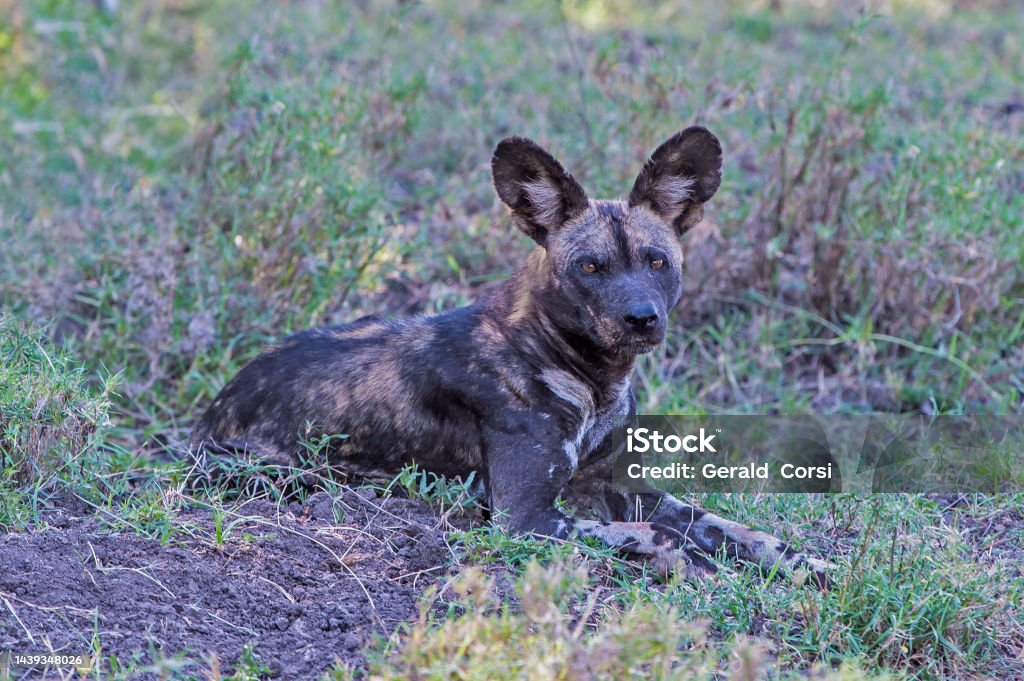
[649, 258, 666, 270]
[580, 261, 598, 274]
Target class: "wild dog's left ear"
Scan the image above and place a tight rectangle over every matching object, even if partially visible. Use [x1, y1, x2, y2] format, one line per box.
[492, 136, 589, 246]
[628, 126, 722, 236]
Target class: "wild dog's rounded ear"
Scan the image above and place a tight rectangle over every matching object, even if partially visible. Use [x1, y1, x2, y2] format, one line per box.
[492, 136, 589, 246]
[628, 126, 723, 236]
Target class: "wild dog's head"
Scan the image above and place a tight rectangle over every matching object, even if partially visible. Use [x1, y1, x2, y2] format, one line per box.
[492, 127, 722, 355]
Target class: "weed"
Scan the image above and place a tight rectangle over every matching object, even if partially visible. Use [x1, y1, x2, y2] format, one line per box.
[223, 645, 272, 681]
[383, 463, 482, 519]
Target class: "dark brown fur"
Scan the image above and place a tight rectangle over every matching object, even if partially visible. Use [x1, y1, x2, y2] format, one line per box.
[191, 127, 830, 585]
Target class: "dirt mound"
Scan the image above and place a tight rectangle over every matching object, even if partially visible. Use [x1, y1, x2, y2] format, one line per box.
[0, 489, 450, 678]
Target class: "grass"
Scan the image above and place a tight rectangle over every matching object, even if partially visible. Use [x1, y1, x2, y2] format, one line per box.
[0, 314, 117, 529]
[442, 491, 1023, 680]
[1, 0, 1023, 679]
[331, 561, 897, 681]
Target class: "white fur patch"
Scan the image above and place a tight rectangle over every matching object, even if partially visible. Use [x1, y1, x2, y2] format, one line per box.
[653, 175, 695, 215]
[567, 415, 595, 471]
[561, 416, 592, 470]
[540, 368, 594, 413]
[523, 178, 563, 228]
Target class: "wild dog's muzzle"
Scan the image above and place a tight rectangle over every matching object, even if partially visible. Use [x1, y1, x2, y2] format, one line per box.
[621, 300, 666, 351]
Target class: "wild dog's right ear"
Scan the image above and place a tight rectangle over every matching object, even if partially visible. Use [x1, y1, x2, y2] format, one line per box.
[629, 126, 722, 236]
[492, 137, 589, 246]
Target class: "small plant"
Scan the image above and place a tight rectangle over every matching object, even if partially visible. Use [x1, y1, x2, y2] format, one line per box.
[212, 506, 226, 548]
[383, 463, 482, 517]
[225, 645, 272, 681]
[298, 427, 351, 467]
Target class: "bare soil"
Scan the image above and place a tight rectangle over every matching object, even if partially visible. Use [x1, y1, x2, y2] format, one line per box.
[0, 489, 451, 679]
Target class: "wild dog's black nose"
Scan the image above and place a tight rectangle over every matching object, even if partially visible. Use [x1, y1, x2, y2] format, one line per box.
[624, 302, 659, 329]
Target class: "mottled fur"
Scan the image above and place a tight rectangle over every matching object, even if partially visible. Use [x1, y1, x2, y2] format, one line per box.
[191, 127, 830, 586]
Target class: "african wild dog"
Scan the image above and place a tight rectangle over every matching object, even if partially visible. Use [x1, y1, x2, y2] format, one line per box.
[191, 127, 830, 586]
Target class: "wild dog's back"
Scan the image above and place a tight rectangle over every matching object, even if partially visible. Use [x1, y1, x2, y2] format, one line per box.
[189, 309, 490, 479]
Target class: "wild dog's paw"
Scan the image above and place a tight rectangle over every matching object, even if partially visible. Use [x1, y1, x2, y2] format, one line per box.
[774, 549, 835, 590]
[792, 555, 834, 590]
[648, 523, 718, 581]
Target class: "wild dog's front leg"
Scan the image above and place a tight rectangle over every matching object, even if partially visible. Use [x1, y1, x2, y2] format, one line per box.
[639, 492, 832, 587]
[483, 427, 709, 576]
[483, 426, 579, 538]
